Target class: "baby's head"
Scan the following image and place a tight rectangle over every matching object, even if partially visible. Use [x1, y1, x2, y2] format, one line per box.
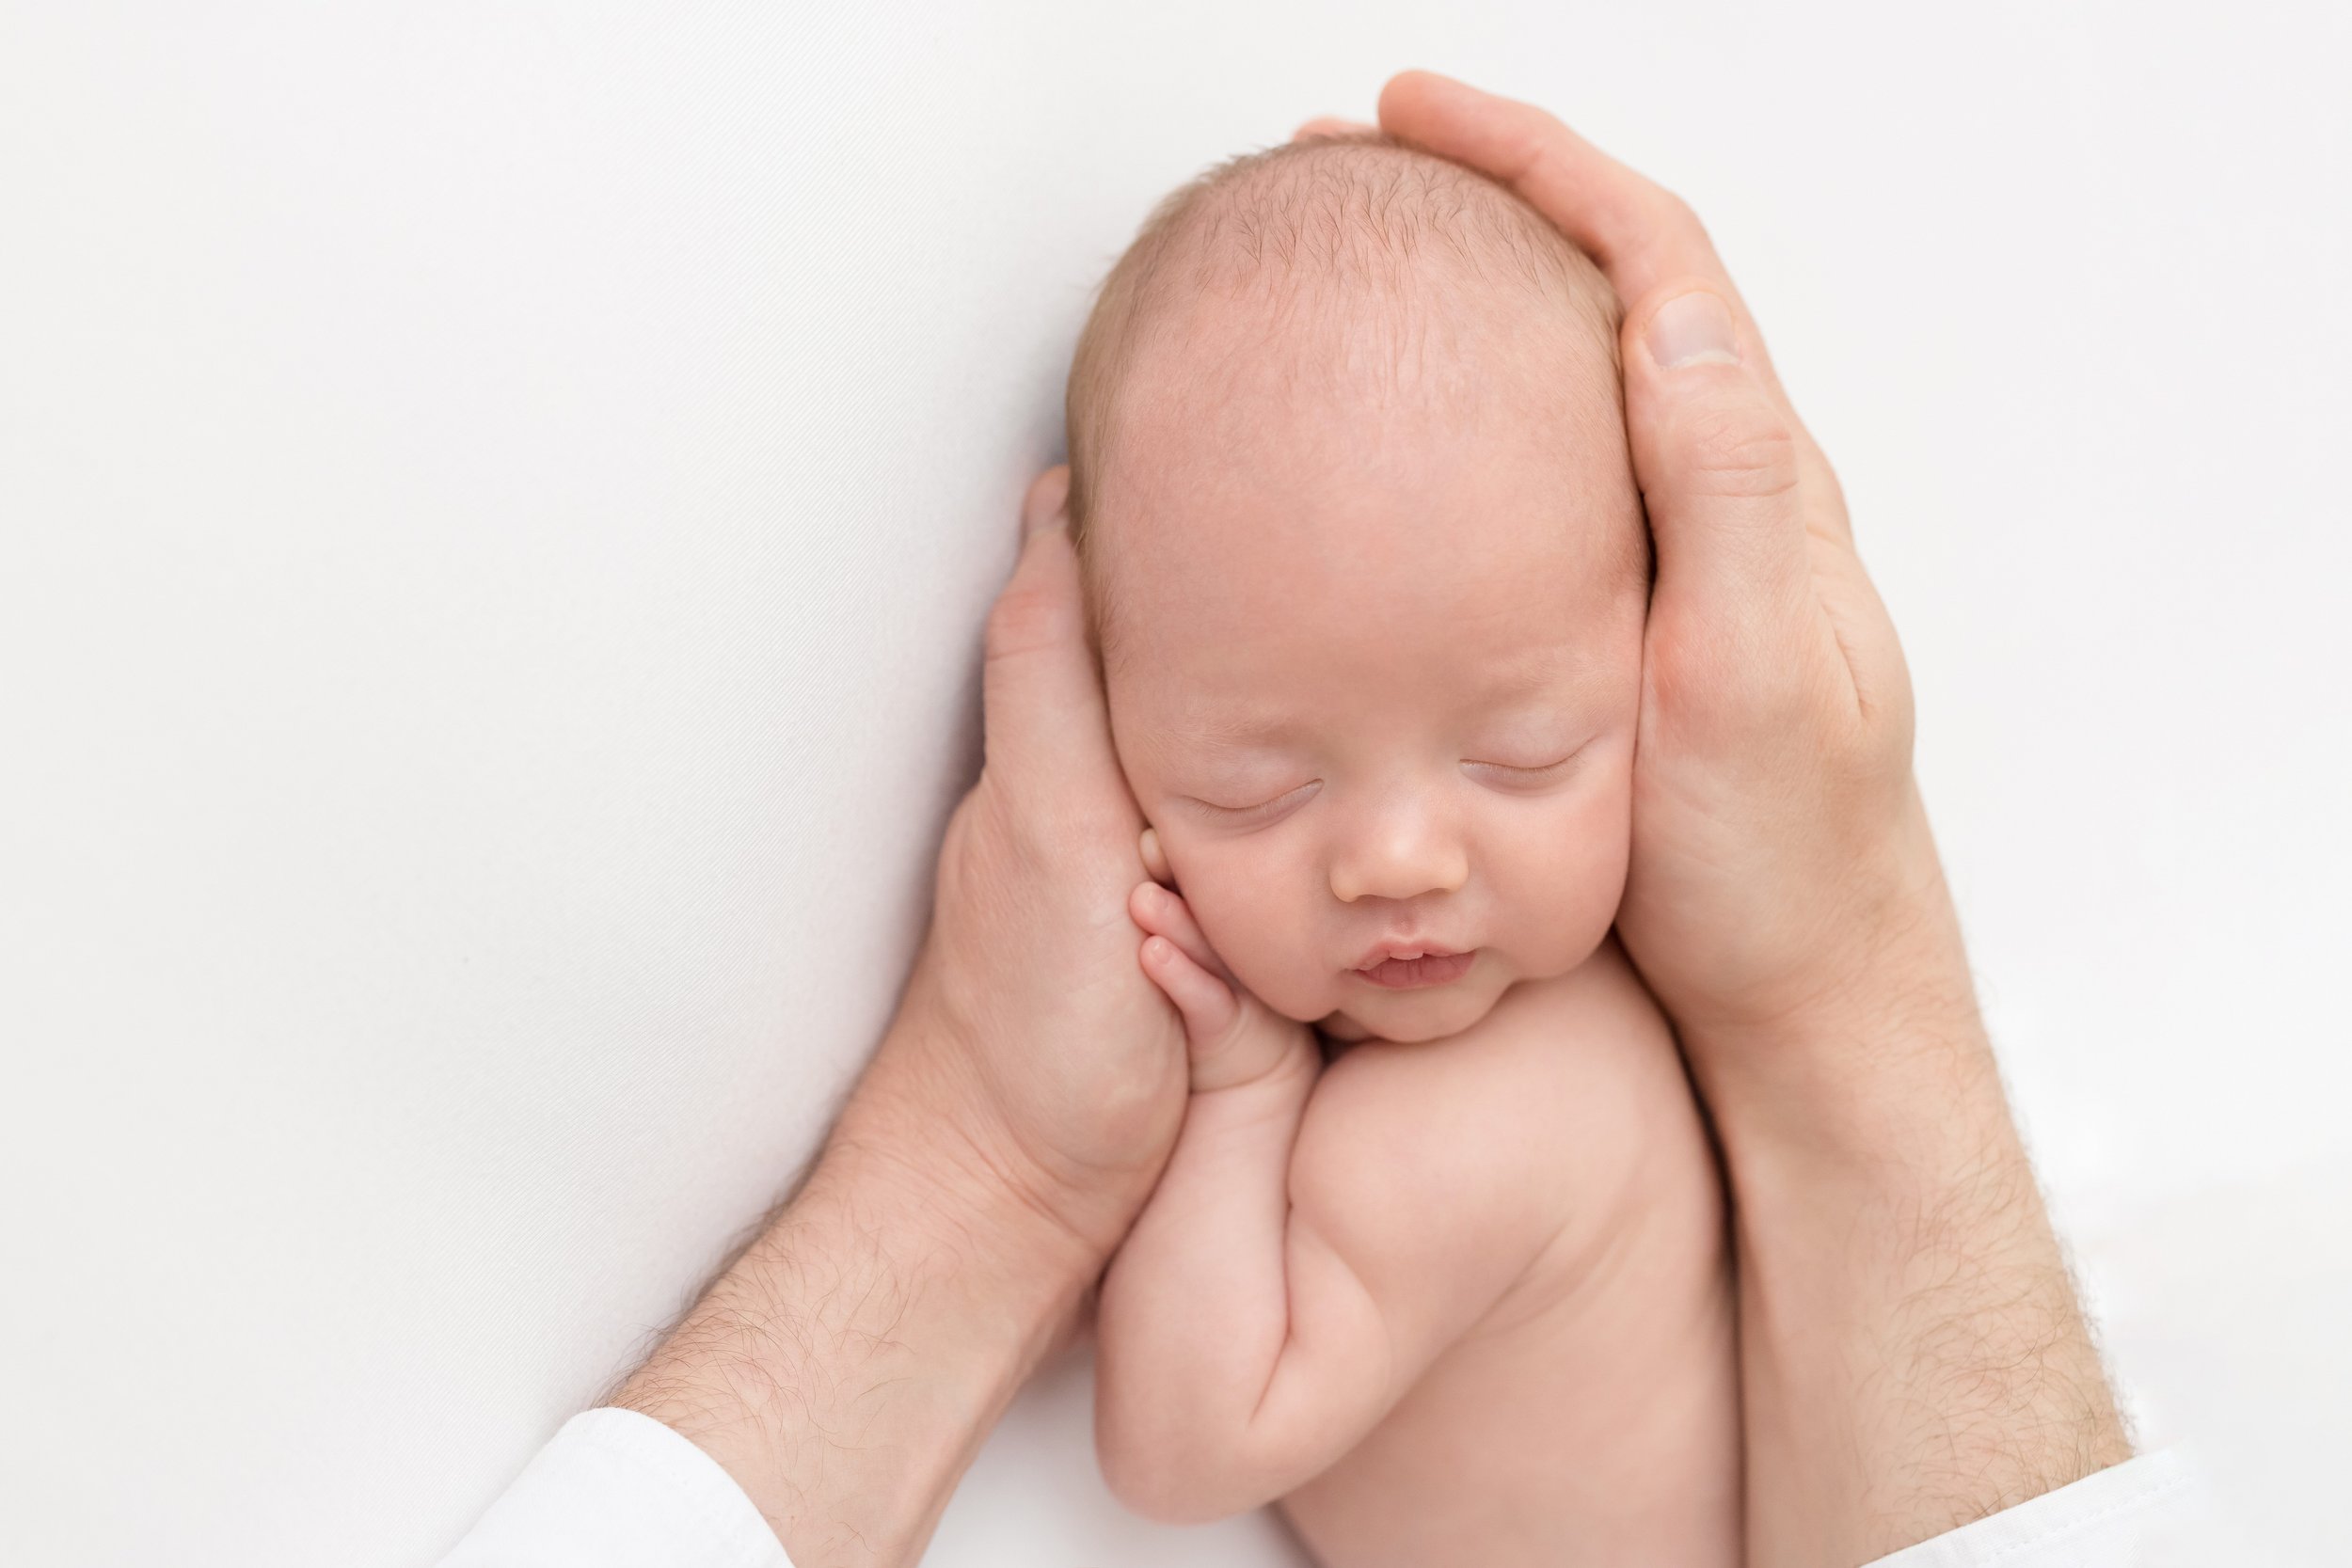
[1066, 135, 1646, 1044]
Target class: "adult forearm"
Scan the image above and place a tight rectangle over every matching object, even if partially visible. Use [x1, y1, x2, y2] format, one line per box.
[612, 1098, 1093, 1568]
[588, 464, 1184, 1567]
[1692, 797, 2129, 1567]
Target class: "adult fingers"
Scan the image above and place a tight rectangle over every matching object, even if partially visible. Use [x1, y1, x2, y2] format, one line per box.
[1292, 115, 1377, 141]
[1375, 71, 1742, 343]
[981, 466, 1130, 802]
[1376, 69, 1849, 546]
[1323, 76, 1712, 320]
[1625, 289, 1813, 637]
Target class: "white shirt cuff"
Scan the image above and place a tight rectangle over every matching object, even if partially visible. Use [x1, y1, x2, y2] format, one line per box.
[1860, 1447, 2209, 1568]
[438, 1406, 792, 1568]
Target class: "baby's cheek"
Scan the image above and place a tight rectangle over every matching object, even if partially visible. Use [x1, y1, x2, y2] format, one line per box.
[1491, 775, 1633, 971]
[1166, 836, 1330, 1022]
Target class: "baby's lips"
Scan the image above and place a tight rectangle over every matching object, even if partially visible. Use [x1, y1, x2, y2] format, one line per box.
[1352, 951, 1477, 990]
[1350, 938, 1466, 972]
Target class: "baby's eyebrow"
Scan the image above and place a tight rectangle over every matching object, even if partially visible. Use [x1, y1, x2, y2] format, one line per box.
[1161, 712, 1298, 752]
[1153, 653, 1609, 753]
[1477, 645, 1587, 699]
[1476, 642, 1636, 712]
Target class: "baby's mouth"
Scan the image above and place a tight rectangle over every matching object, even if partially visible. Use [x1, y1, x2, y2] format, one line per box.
[1351, 948, 1475, 990]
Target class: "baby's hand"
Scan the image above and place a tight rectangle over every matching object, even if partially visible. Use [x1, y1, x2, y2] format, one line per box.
[1129, 861, 1315, 1096]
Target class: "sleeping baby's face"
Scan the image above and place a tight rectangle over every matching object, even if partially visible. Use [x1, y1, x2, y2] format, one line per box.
[1073, 139, 1645, 1044]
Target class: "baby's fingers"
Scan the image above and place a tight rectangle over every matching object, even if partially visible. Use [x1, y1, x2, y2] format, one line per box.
[1138, 826, 1173, 886]
[1128, 879, 1227, 981]
[1129, 879, 1302, 1091]
[1138, 935, 1298, 1094]
[1138, 933, 1242, 1047]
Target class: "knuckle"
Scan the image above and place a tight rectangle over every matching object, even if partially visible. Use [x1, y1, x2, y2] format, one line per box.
[981, 578, 1076, 669]
[1653, 187, 1704, 238]
[1629, 187, 1712, 263]
[947, 775, 1064, 894]
[1679, 402, 1800, 499]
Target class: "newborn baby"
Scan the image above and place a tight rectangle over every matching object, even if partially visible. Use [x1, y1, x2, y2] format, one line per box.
[1069, 136, 1740, 1564]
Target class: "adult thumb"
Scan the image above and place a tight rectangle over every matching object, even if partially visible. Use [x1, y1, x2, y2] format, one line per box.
[979, 466, 1123, 795]
[1624, 288, 1810, 626]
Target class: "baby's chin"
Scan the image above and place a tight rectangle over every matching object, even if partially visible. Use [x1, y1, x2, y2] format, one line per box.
[1315, 973, 1513, 1046]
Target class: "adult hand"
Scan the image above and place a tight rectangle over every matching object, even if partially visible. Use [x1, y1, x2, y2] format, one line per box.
[614, 467, 1188, 1568]
[840, 463, 1189, 1268]
[1362, 77, 1924, 1084]
[1343, 71, 2130, 1565]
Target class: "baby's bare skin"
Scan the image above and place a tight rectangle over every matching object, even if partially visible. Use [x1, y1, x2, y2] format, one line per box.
[1100, 925, 1738, 1563]
[1072, 136, 1740, 1563]
[1283, 948, 1733, 1564]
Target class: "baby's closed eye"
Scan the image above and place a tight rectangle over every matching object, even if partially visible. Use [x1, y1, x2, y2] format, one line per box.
[1460, 738, 1596, 791]
[1180, 779, 1323, 828]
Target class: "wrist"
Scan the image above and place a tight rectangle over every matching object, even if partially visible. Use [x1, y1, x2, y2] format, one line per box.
[825, 1010, 1117, 1338]
[1724, 1037, 2130, 1563]
[612, 1121, 1093, 1567]
[1663, 793, 2132, 1559]
[1675, 782, 1998, 1170]
[817, 1099, 1107, 1362]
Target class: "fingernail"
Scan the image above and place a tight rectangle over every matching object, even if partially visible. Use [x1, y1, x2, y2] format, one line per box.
[1024, 467, 1072, 536]
[1647, 292, 1740, 370]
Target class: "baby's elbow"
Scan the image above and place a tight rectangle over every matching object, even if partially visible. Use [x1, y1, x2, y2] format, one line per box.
[1100, 1452, 1225, 1526]
[1096, 1419, 1280, 1526]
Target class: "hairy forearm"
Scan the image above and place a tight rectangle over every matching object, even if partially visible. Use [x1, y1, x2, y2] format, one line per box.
[1692, 808, 2129, 1566]
[1094, 1053, 1323, 1521]
[612, 1129, 1089, 1567]
[1727, 1053, 2128, 1565]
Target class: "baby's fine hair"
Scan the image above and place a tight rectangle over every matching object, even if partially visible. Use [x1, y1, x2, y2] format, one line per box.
[1063, 132, 1622, 556]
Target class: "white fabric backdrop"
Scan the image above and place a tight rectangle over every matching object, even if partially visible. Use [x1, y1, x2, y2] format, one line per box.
[3, 4, 2345, 1564]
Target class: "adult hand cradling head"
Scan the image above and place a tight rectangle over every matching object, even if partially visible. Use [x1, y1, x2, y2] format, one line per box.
[1359, 71, 2129, 1562]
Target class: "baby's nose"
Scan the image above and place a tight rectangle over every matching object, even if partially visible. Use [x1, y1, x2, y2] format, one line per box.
[1327, 812, 1470, 904]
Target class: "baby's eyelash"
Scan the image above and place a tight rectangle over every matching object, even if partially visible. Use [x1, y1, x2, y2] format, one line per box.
[1192, 780, 1321, 824]
[1462, 748, 1587, 785]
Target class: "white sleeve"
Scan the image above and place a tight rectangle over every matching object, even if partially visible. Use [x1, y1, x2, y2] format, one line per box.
[1859, 1447, 2217, 1568]
[440, 1412, 2207, 1568]
[438, 1407, 793, 1568]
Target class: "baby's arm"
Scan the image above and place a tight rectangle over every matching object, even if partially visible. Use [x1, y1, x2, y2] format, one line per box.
[1093, 883, 1547, 1524]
